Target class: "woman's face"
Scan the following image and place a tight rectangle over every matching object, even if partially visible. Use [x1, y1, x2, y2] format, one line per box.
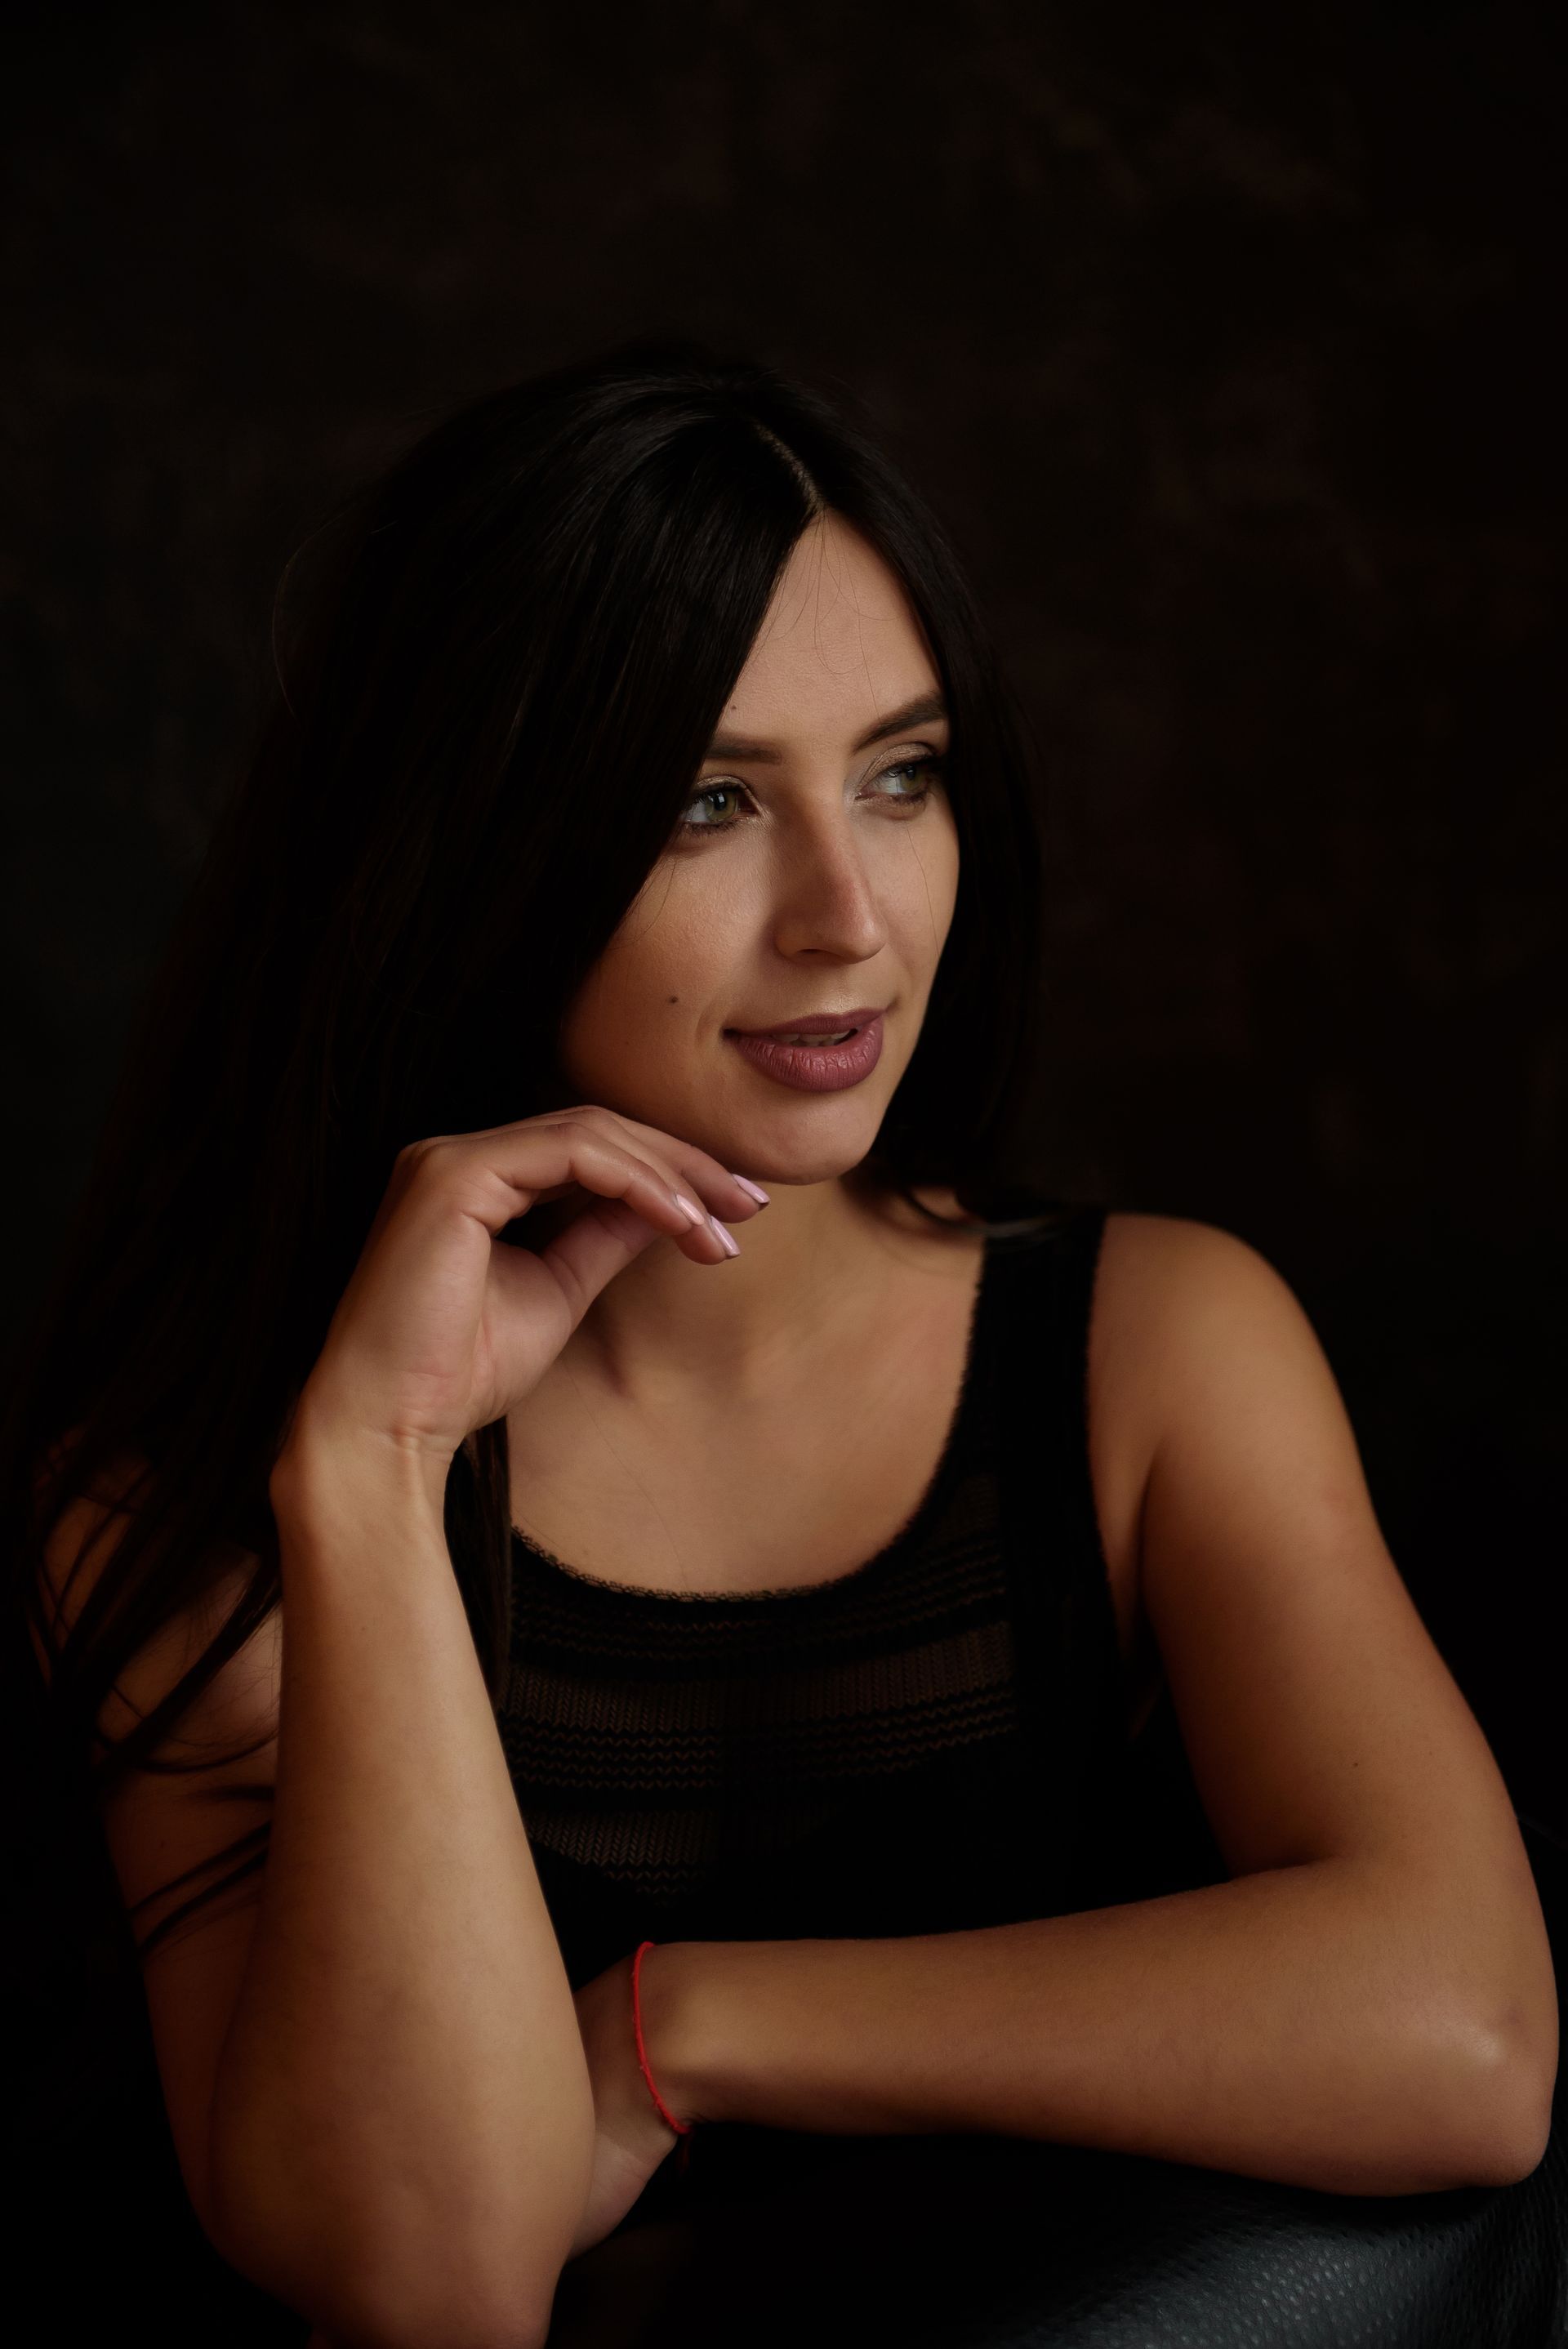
[555, 512, 960, 1188]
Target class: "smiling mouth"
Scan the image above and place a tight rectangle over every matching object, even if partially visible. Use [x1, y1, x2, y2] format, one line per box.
[722, 1014, 886, 1090]
[725, 1006, 887, 1042]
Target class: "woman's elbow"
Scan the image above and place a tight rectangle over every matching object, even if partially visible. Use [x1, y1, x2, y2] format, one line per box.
[286, 2268, 555, 2349]
[213, 2209, 559, 2349]
[1442, 2016, 1557, 2189]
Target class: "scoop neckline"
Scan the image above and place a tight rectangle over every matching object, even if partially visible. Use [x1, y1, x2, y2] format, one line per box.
[509, 1226, 1001, 1607]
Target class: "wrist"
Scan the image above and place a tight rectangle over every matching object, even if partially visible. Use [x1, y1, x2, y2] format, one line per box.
[270, 1411, 452, 1531]
[636, 1940, 730, 2129]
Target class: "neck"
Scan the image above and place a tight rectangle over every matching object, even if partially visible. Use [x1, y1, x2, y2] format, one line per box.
[546, 1174, 973, 1410]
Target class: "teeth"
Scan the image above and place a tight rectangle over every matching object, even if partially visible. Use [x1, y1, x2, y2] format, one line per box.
[775, 1030, 854, 1045]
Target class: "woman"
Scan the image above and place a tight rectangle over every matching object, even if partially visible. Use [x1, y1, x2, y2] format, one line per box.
[7, 341, 1556, 2349]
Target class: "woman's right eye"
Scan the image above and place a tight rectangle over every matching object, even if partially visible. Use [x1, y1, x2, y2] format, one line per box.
[676, 782, 748, 835]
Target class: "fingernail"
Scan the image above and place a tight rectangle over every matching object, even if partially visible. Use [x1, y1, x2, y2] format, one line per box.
[730, 1174, 770, 1206]
[673, 1192, 706, 1227]
[708, 1215, 741, 1258]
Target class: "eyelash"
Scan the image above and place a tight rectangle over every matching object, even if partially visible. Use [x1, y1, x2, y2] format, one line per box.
[675, 753, 947, 838]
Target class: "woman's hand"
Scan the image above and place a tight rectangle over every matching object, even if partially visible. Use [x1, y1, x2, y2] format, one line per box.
[564, 1946, 697, 2261]
[272, 1105, 766, 1504]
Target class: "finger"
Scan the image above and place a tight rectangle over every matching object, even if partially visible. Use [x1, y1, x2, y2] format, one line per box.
[416, 1117, 751, 1264]
[516, 1179, 728, 1268]
[520, 1125, 733, 1259]
[396, 1129, 714, 1279]
[541, 1106, 767, 1224]
[528, 1192, 728, 1326]
[532, 1175, 735, 1269]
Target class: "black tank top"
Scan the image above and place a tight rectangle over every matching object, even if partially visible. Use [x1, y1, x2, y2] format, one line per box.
[499, 1207, 1200, 2004]
[28, 1206, 1221, 2333]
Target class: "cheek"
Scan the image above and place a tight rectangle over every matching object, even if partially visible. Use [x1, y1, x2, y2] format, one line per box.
[635, 869, 751, 969]
[581, 889, 735, 1034]
[890, 831, 960, 940]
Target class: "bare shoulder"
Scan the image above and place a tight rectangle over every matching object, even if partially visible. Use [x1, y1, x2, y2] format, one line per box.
[1095, 1206, 1283, 1306]
[1090, 1206, 1371, 1500]
[1090, 1209, 1302, 1437]
[37, 1438, 279, 1705]
[1092, 1208, 1492, 1868]
[35, 1434, 283, 2243]
[1085, 1211, 1321, 1655]
[36, 1435, 281, 1897]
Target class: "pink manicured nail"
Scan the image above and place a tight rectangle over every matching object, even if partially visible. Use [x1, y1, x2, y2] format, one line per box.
[672, 1192, 706, 1227]
[730, 1174, 770, 1206]
[708, 1215, 741, 1257]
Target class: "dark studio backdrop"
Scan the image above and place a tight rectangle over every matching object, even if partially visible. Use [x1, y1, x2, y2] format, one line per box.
[2, 0, 1562, 1847]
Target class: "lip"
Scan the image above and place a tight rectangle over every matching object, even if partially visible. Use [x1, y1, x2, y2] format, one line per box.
[724, 1011, 886, 1094]
[726, 1005, 887, 1038]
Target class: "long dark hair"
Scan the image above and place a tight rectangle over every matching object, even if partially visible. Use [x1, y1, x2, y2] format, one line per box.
[2, 340, 1056, 2148]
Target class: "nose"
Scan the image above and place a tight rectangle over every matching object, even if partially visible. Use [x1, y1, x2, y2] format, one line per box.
[766, 809, 889, 966]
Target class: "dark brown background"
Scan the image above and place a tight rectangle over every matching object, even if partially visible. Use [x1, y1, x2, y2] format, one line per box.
[3, 1, 1562, 1833]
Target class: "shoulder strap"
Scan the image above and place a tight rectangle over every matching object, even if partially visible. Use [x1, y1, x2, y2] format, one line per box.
[989, 1206, 1130, 1913]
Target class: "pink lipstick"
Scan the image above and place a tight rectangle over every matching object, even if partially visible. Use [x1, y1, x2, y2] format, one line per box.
[724, 1010, 886, 1093]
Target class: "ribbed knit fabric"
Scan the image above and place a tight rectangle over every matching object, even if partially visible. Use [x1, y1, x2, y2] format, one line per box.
[498, 1207, 1184, 2007]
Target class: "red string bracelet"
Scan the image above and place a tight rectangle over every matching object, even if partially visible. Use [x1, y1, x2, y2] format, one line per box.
[632, 1939, 694, 2177]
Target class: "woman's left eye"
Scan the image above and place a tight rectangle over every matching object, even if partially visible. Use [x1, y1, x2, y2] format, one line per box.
[677, 755, 945, 836]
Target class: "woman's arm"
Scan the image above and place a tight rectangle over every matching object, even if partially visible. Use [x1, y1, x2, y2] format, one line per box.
[644, 1865, 1544, 2197]
[206, 1430, 594, 2347]
[638, 1219, 1557, 2197]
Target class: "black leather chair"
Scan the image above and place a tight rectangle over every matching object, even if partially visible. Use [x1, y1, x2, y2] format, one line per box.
[545, 1809, 1568, 2349]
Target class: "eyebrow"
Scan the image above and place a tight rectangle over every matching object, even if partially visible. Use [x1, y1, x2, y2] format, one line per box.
[702, 691, 950, 766]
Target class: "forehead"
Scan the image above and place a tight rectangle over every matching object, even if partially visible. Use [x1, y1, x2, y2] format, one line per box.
[718, 515, 940, 738]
